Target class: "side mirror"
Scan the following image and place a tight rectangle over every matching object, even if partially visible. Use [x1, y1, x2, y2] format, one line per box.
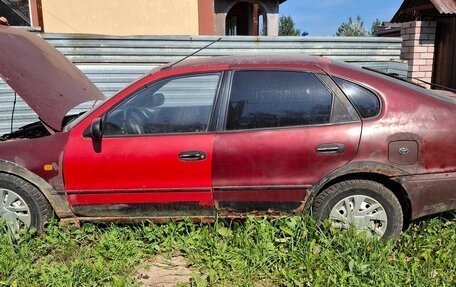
[90, 117, 104, 139]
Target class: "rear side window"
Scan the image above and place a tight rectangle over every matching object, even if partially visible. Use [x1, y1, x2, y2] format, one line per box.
[334, 77, 380, 118]
[226, 71, 333, 130]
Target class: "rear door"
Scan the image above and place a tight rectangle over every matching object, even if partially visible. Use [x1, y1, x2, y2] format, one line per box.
[64, 73, 222, 217]
[212, 70, 362, 213]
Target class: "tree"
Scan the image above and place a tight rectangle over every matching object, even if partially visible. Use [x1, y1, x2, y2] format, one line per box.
[336, 16, 368, 37]
[371, 18, 382, 35]
[279, 15, 301, 36]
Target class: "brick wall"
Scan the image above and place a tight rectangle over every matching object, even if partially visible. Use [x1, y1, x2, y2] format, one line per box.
[400, 21, 437, 88]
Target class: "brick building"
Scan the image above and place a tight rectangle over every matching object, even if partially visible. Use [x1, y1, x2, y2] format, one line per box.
[399, 21, 438, 88]
[391, 0, 456, 90]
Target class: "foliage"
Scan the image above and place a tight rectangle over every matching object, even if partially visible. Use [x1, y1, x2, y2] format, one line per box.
[279, 15, 301, 36]
[371, 18, 382, 35]
[336, 16, 368, 37]
[0, 213, 454, 286]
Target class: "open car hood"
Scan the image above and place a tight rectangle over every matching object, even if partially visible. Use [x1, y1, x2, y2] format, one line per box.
[0, 26, 105, 131]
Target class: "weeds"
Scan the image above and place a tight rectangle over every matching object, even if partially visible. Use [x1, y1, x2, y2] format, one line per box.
[0, 213, 454, 286]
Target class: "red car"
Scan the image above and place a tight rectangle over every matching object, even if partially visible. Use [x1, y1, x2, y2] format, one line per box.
[0, 27, 455, 239]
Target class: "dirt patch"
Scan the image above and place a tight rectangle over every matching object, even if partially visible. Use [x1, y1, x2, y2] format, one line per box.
[135, 255, 194, 287]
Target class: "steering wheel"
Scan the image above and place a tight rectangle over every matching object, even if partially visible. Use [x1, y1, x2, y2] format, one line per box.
[124, 107, 147, 134]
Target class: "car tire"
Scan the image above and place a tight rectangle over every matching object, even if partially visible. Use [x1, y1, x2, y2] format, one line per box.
[0, 173, 52, 234]
[312, 179, 403, 239]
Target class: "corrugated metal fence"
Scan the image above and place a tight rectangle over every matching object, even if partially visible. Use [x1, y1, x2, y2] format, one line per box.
[0, 34, 406, 135]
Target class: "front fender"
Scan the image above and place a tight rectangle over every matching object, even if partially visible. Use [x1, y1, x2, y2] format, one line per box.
[0, 160, 74, 218]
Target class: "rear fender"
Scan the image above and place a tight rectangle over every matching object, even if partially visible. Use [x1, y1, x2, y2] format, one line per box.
[304, 161, 408, 212]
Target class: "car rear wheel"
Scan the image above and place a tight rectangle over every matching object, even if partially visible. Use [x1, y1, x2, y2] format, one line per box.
[312, 179, 403, 239]
[0, 173, 52, 234]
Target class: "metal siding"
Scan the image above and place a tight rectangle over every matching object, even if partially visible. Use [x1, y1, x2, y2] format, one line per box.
[0, 34, 406, 135]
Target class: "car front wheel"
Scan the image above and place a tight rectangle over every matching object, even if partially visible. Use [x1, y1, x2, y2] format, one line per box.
[312, 179, 403, 239]
[0, 173, 52, 234]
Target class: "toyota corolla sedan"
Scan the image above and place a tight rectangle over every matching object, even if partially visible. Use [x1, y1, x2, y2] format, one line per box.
[0, 27, 455, 239]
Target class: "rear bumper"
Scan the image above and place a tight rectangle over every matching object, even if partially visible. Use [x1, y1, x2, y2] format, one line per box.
[397, 172, 456, 220]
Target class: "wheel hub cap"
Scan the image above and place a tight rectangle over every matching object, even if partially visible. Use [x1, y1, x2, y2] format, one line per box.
[329, 195, 387, 238]
[0, 188, 31, 233]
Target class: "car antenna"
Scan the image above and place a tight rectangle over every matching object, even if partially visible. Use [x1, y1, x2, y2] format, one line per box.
[161, 37, 222, 71]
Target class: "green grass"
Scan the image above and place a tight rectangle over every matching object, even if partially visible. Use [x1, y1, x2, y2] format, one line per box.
[0, 213, 454, 287]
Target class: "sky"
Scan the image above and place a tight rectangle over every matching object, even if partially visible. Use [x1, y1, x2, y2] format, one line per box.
[279, 0, 404, 36]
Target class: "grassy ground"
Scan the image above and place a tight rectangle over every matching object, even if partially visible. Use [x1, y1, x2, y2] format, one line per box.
[0, 213, 454, 287]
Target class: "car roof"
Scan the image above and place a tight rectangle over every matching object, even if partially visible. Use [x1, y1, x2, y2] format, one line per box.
[167, 54, 333, 72]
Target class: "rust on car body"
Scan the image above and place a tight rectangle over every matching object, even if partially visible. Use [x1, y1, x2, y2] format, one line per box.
[79, 216, 215, 225]
[217, 206, 286, 218]
[0, 26, 455, 236]
[0, 160, 73, 218]
[395, 172, 456, 219]
[302, 161, 411, 211]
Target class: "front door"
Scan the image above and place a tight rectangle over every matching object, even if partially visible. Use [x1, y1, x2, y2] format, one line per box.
[213, 70, 362, 213]
[63, 73, 222, 217]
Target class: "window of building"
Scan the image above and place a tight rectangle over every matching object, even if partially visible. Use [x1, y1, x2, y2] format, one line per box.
[225, 1, 267, 36]
[226, 71, 333, 130]
[104, 74, 220, 136]
[0, 0, 31, 26]
[333, 77, 380, 118]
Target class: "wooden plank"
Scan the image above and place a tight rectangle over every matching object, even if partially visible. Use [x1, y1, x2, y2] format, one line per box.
[433, 17, 456, 90]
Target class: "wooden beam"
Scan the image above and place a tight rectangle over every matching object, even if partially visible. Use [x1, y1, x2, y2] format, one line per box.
[396, 3, 437, 16]
[252, 3, 259, 36]
[29, 0, 39, 27]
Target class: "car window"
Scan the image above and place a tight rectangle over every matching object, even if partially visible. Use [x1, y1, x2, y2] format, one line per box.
[333, 77, 380, 118]
[104, 74, 220, 135]
[226, 71, 333, 130]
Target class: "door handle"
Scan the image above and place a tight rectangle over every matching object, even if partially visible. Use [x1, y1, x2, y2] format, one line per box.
[179, 151, 207, 161]
[316, 144, 346, 155]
